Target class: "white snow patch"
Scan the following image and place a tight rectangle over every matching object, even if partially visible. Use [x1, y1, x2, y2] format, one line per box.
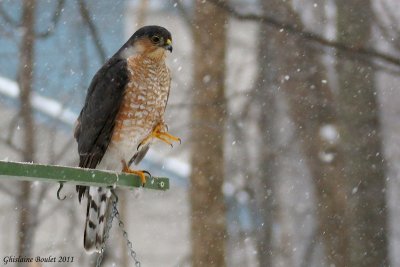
[318, 151, 335, 163]
[222, 182, 235, 197]
[202, 75, 211, 84]
[0, 76, 77, 125]
[147, 149, 190, 178]
[352, 186, 358, 194]
[0, 76, 19, 97]
[352, 181, 362, 194]
[236, 190, 249, 204]
[319, 124, 339, 144]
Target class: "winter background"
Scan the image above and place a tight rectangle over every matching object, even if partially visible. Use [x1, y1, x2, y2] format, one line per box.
[0, 0, 399, 267]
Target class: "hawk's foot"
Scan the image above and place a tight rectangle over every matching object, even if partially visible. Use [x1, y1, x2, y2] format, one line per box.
[121, 160, 151, 186]
[137, 122, 181, 150]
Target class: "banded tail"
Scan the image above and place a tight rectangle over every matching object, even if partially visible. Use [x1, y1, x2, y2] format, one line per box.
[84, 187, 111, 253]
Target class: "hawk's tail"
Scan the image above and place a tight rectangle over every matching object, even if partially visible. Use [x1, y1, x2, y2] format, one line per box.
[84, 187, 111, 254]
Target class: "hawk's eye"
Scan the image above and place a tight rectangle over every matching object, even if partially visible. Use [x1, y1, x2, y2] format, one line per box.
[151, 35, 160, 43]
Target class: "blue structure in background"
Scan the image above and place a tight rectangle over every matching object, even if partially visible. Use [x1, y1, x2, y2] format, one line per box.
[0, 0, 125, 113]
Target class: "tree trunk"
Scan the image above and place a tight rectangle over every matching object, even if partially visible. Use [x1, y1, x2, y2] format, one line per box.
[251, 1, 281, 265]
[260, 1, 350, 265]
[336, 0, 389, 266]
[17, 0, 36, 260]
[189, 1, 228, 266]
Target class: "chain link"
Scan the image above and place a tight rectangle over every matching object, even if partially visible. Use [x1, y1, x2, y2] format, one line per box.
[113, 196, 141, 267]
[96, 190, 141, 267]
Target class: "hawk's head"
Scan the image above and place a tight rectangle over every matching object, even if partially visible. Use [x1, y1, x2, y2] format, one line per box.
[120, 25, 173, 59]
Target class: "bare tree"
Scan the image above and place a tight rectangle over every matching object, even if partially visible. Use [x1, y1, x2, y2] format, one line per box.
[336, 0, 388, 266]
[250, 0, 351, 265]
[207, 0, 400, 69]
[189, 0, 228, 266]
[250, 0, 281, 265]
[0, 0, 105, 261]
[17, 0, 37, 261]
[135, 0, 149, 27]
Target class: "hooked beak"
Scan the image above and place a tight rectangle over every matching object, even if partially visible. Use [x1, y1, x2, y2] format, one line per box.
[164, 39, 173, 52]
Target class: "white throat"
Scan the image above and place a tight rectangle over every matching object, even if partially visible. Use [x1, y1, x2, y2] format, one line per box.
[120, 46, 139, 59]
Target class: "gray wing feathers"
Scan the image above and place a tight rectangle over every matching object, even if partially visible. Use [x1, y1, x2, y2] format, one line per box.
[75, 57, 129, 202]
[75, 57, 129, 169]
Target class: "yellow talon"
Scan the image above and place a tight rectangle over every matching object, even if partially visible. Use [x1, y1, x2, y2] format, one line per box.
[160, 131, 181, 143]
[137, 122, 181, 150]
[121, 160, 150, 186]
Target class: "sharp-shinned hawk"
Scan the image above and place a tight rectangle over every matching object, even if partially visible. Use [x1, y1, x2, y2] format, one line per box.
[74, 25, 179, 253]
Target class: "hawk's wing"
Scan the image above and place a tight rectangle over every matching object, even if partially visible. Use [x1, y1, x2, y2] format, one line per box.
[74, 57, 128, 201]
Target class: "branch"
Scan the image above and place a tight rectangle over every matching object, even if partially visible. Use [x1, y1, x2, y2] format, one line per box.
[373, 1, 400, 53]
[30, 184, 51, 227]
[31, 200, 60, 228]
[0, 22, 15, 39]
[6, 112, 23, 150]
[0, 2, 20, 27]
[380, 0, 400, 35]
[0, 136, 24, 154]
[0, 182, 18, 197]
[207, 0, 400, 68]
[35, 0, 65, 39]
[77, 0, 107, 62]
[1, 112, 24, 155]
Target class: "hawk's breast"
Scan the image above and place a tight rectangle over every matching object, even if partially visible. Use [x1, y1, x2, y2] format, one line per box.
[106, 55, 170, 164]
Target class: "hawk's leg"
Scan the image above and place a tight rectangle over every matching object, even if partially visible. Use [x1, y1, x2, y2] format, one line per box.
[121, 160, 151, 186]
[137, 122, 181, 150]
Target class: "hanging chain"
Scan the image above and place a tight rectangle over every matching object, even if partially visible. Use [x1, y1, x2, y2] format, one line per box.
[96, 190, 141, 267]
[113, 195, 140, 267]
[114, 203, 141, 267]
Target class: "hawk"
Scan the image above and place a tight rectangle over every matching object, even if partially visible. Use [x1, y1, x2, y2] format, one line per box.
[74, 25, 179, 253]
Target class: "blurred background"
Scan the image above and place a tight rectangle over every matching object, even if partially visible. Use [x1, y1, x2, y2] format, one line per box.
[0, 0, 399, 266]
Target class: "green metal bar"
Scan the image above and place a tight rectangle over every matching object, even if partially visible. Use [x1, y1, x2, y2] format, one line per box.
[0, 161, 169, 190]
